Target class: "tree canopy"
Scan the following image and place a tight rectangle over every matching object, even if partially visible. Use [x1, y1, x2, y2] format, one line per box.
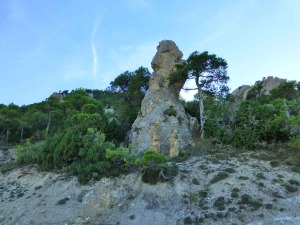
[170, 51, 229, 138]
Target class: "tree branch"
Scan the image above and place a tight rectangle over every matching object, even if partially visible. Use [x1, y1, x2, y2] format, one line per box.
[182, 88, 198, 91]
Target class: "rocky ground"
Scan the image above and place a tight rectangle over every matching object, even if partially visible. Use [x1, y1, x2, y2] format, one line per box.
[1, 146, 300, 225]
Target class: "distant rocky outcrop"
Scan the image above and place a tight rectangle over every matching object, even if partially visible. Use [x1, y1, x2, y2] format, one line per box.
[231, 85, 252, 99]
[129, 40, 199, 157]
[261, 76, 286, 94]
[232, 76, 286, 99]
[230, 76, 286, 111]
[50, 92, 67, 101]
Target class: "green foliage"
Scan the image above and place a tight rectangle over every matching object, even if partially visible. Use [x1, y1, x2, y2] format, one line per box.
[213, 196, 226, 211]
[178, 51, 229, 97]
[182, 95, 231, 143]
[135, 150, 168, 168]
[288, 135, 300, 150]
[135, 150, 176, 184]
[270, 81, 299, 100]
[270, 160, 280, 167]
[182, 77, 299, 149]
[238, 194, 263, 211]
[232, 100, 279, 148]
[4, 57, 300, 186]
[170, 51, 229, 139]
[169, 63, 189, 86]
[182, 100, 199, 119]
[210, 171, 229, 184]
[82, 104, 101, 114]
[104, 119, 124, 144]
[246, 79, 265, 101]
[288, 179, 300, 186]
[231, 188, 240, 198]
[256, 172, 266, 180]
[16, 139, 43, 164]
[105, 146, 136, 176]
[32, 126, 134, 184]
[232, 127, 259, 149]
[164, 106, 177, 117]
[188, 192, 198, 203]
[109, 67, 150, 135]
[0, 104, 21, 143]
[283, 184, 298, 193]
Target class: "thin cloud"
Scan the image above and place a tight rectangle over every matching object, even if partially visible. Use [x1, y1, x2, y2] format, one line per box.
[91, 19, 99, 78]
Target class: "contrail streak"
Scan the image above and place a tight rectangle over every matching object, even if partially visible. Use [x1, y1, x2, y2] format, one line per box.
[91, 19, 99, 78]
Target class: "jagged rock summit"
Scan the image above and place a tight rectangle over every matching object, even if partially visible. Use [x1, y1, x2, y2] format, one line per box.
[229, 76, 287, 112]
[232, 76, 286, 98]
[129, 40, 198, 157]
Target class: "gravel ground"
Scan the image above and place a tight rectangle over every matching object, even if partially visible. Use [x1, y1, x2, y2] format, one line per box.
[0, 147, 300, 225]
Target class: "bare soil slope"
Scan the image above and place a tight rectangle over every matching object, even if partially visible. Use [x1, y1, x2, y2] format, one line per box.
[1, 147, 300, 225]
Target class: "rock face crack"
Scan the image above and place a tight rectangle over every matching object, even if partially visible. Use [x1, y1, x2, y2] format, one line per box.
[129, 40, 199, 156]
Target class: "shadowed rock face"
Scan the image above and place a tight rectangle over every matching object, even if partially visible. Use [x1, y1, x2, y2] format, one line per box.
[230, 76, 286, 111]
[232, 76, 286, 99]
[261, 76, 286, 94]
[129, 40, 199, 157]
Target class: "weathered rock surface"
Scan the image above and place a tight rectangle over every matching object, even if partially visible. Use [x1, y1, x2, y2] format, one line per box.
[261, 76, 286, 94]
[1, 147, 300, 225]
[231, 76, 286, 99]
[230, 76, 286, 112]
[129, 40, 199, 157]
[231, 85, 252, 99]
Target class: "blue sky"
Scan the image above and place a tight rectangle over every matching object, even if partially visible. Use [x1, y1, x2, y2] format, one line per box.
[1, 0, 299, 105]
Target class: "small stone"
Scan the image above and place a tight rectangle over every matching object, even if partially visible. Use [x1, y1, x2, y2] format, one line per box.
[270, 187, 286, 198]
[0, 216, 6, 223]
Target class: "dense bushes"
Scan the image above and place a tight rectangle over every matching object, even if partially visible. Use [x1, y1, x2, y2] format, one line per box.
[5, 74, 300, 184]
[181, 80, 300, 149]
[17, 136, 175, 184]
[135, 151, 178, 184]
[16, 118, 174, 184]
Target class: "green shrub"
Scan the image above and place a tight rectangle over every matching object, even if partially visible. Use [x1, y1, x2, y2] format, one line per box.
[288, 135, 300, 150]
[256, 172, 266, 180]
[231, 188, 240, 198]
[135, 150, 177, 184]
[288, 179, 300, 186]
[105, 146, 136, 176]
[232, 127, 259, 149]
[192, 178, 200, 185]
[284, 184, 298, 193]
[213, 196, 226, 211]
[16, 139, 43, 164]
[238, 194, 263, 211]
[238, 176, 249, 180]
[164, 106, 177, 117]
[210, 172, 229, 184]
[285, 156, 300, 173]
[25, 125, 133, 184]
[265, 203, 273, 209]
[224, 167, 236, 174]
[270, 160, 280, 167]
[135, 150, 168, 168]
[231, 192, 239, 198]
[171, 151, 190, 162]
[188, 192, 198, 203]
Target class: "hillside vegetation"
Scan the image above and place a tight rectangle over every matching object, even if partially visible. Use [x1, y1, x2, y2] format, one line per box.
[0, 70, 300, 183]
